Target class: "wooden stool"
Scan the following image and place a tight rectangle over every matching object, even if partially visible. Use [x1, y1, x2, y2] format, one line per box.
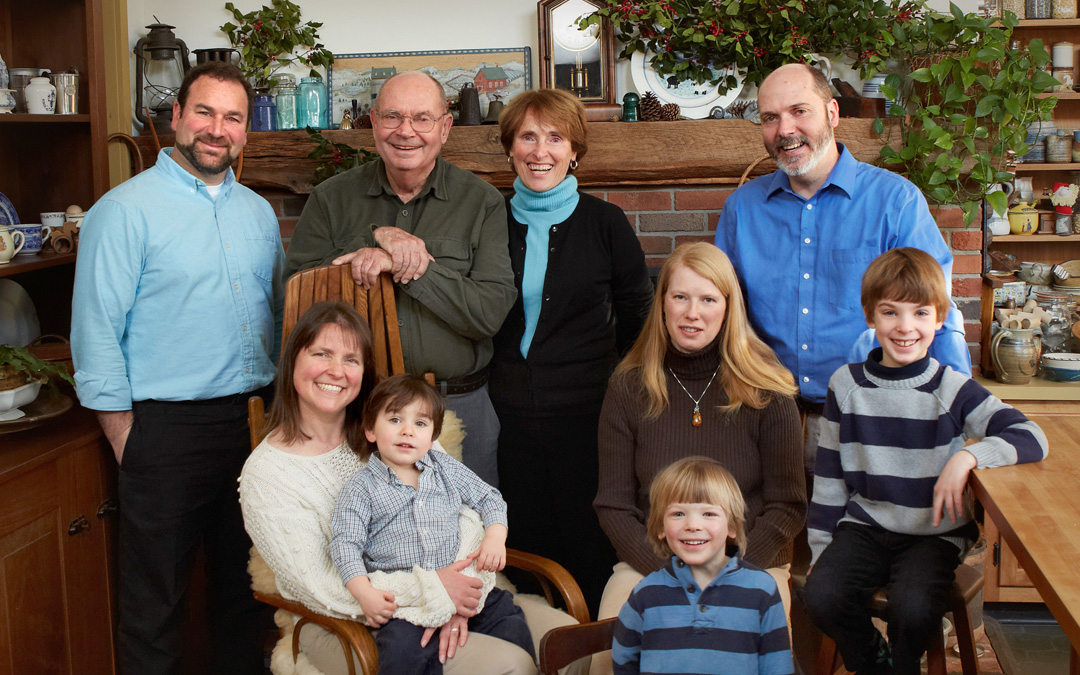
[814, 563, 983, 675]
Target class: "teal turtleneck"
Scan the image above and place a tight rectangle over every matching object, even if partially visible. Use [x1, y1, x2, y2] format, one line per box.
[508, 175, 580, 357]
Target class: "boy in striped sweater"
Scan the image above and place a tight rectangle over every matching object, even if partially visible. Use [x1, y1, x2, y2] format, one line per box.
[612, 457, 792, 675]
[803, 248, 1048, 675]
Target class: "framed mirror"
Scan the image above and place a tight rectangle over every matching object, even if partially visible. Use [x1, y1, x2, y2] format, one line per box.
[537, 0, 617, 106]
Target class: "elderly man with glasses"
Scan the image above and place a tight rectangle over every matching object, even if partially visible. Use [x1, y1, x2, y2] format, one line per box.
[285, 71, 515, 487]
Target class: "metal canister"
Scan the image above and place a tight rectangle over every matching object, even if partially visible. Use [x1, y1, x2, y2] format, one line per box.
[49, 71, 78, 114]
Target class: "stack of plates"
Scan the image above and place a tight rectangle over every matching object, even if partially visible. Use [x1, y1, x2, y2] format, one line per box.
[1041, 353, 1080, 382]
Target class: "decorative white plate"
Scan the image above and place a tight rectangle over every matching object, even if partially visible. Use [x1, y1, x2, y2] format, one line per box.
[630, 51, 744, 119]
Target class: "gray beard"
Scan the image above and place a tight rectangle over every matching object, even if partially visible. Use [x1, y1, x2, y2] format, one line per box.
[774, 128, 834, 177]
[175, 137, 234, 177]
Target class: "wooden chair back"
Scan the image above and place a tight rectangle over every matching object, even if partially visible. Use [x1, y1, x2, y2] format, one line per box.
[539, 618, 617, 675]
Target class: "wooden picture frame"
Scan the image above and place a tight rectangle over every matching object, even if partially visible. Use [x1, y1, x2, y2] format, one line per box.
[537, 0, 617, 106]
[326, 48, 532, 129]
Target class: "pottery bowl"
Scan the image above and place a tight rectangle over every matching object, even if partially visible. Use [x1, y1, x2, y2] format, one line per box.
[1042, 353, 1080, 371]
[0, 380, 41, 413]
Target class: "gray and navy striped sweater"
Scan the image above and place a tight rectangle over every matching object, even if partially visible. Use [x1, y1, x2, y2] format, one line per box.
[808, 349, 1048, 565]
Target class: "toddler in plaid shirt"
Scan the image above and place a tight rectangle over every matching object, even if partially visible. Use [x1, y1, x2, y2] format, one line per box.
[330, 374, 533, 673]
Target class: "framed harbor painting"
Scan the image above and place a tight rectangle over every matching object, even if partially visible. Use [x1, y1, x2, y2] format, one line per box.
[327, 47, 532, 128]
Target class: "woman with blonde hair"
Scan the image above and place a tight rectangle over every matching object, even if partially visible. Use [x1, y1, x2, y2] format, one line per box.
[593, 242, 805, 646]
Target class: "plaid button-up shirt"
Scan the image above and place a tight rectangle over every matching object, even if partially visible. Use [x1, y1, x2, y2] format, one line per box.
[330, 448, 508, 583]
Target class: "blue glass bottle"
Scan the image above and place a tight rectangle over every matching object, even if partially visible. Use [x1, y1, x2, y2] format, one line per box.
[299, 76, 328, 129]
[252, 94, 276, 132]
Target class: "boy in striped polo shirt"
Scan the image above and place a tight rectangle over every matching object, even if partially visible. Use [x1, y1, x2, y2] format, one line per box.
[803, 248, 1048, 675]
[612, 457, 793, 675]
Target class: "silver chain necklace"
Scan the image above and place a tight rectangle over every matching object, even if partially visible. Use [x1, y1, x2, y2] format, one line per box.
[668, 364, 721, 427]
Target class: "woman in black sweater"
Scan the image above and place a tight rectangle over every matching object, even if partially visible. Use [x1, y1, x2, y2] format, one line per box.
[491, 89, 653, 614]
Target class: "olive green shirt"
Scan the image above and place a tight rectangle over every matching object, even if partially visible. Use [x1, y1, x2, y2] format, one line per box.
[285, 157, 516, 380]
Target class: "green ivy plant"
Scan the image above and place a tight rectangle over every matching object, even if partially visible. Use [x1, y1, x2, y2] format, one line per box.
[0, 344, 75, 387]
[579, 0, 923, 92]
[221, 0, 334, 89]
[875, 5, 1058, 224]
[306, 127, 379, 185]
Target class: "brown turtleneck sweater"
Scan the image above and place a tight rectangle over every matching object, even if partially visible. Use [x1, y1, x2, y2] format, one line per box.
[594, 343, 805, 574]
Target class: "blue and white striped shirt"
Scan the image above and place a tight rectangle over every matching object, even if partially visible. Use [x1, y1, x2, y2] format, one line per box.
[330, 448, 507, 583]
[613, 554, 792, 675]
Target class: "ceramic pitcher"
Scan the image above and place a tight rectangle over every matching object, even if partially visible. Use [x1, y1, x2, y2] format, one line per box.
[0, 224, 25, 264]
[991, 327, 1042, 384]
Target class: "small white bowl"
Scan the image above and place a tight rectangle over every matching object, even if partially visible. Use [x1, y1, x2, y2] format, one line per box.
[0, 380, 42, 413]
[1042, 353, 1080, 372]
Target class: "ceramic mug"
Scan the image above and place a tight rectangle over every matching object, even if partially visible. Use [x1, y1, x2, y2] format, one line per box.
[40, 211, 65, 230]
[0, 224, 25, 264]
[10, 223, 49, 255]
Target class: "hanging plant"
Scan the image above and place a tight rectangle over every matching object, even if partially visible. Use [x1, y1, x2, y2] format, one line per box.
[875, 6, 1059, 224]
[221, 0, 334, 89]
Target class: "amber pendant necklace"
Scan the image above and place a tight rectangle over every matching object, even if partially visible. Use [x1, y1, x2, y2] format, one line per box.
[668, 365, 721, 427]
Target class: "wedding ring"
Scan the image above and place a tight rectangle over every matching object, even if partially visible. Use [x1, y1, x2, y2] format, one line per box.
[450, 628, 460, 632]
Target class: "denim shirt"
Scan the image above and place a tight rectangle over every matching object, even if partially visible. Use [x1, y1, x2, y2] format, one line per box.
[72, 148, 284, 409]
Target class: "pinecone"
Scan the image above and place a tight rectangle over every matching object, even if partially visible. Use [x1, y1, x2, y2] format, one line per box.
[660, 103, 680, 121]
[640, 91, 662, 121]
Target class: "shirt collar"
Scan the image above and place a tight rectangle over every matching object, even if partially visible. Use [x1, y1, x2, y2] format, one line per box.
[369, 449, 433, 484]
[765, 141, 855, 201]
[157, 147, 236, 193]
[370, 156, 449, 202]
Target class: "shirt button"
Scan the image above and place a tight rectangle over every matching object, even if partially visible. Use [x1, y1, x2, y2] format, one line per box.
[803, 376, 810, 383]
[234, 284, 239, 290]
[687, 585, 695, 592]
[225, 243, 231, 248]
[802, 344, 808, 350]
[243, 325, 248, 331]
[699, 605, 707, 613]
[549, 247, 555, 252]
[804, 238, 811, 244]
[802, 308, 809, 314]
[398, 319, 404, 326]
[246, 368, 250, 373]
[807, 204, 813, 210]
[803, 273, 810, 279]
[552, 226, 557, 232]
[402, 209, 408, 216]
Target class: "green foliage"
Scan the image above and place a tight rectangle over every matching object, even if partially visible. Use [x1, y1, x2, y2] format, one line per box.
[579, 0, 924, 92]
[0, 344, 75, 386]
[306, 127, 378, 185]
[221, 0, 333, 88]
[876, 5, 1058, 224]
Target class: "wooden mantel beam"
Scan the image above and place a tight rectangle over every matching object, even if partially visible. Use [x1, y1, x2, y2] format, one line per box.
[129, 118, 896, 194]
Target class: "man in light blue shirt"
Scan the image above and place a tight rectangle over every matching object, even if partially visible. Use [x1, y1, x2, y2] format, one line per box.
[714, 63, 970, 471]
[71, 62, 283, 675]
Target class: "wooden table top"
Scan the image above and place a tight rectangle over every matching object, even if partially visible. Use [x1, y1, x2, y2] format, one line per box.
[971, 414, 1080, 649]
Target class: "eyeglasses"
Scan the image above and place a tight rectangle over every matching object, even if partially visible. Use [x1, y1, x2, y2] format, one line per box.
[375, 111, 445, 133]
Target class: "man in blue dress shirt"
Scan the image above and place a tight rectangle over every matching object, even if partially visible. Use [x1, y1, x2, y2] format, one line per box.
[71, 62, 284, 675]
[714, 63, 971, 471]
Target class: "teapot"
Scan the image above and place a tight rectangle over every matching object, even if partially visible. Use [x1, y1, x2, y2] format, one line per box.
[1008, 201, 1038, 235]
[990, 327, 1041, 384]
[986, 181, 1012, 236]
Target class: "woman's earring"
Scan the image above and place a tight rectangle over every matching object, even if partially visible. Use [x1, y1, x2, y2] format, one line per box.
[507, 156, 512, 164]
[569, 159, 579, 170]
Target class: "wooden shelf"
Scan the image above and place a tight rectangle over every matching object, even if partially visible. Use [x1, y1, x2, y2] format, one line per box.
[993, 234, 1080, 242]
[0, 251, 76, 278]
[975, 375, 1080, 401]
[0, 114, 91, 124]
[1015, 18, 1080, 26]
[1013, 163, 1080, 172]
[1037, 92, 1080, 99]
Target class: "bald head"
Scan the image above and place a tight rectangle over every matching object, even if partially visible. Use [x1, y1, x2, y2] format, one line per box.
[759, 63, 834, 108]
[377, 71, 448, 115]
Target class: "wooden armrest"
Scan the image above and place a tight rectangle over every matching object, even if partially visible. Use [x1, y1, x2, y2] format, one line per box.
[507, 548, 590, 623]
[253, 590, 379, 675]
[539, 618, 617, 675]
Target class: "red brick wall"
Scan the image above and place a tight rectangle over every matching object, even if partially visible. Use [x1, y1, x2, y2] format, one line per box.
[261, 187, 984, 366]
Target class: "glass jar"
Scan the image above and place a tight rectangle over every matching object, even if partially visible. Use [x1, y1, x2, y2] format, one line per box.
[1037, 292, 1071, 353]
[272, 75, 299, 130]
[299, 76, 327, 130]
[252, 94, 276, 132]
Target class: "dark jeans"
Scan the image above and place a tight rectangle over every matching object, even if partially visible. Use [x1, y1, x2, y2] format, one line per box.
[375, 587, 534, 675]
[495, 405, 617, 616]
[803, 522, 970, 675]
[117, 392, 269, 675]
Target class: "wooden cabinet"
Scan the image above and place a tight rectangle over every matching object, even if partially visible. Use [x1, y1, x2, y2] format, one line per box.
[0, 407, 117, 674]
[979, 19, 1080, 396]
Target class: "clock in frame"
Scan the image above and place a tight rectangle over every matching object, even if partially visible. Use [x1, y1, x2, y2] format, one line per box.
[537, 0, 617, 106]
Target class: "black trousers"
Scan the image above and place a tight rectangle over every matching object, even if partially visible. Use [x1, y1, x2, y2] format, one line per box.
[375, 587, 534, 675]
[117, 391, 269, 675]
[495, 405, 617, 617]
[802, 522, 969, 675]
